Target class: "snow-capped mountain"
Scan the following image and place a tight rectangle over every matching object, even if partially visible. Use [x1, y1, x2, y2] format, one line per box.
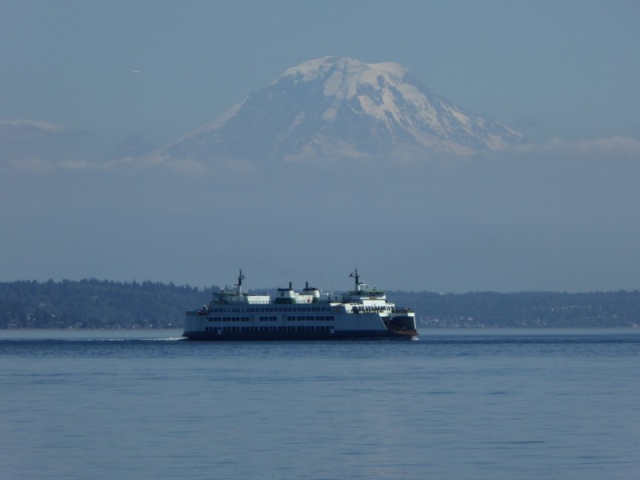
[160, 56, 523, 164]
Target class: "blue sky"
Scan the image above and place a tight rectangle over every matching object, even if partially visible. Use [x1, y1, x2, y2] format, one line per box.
[1, 1, 639, 292]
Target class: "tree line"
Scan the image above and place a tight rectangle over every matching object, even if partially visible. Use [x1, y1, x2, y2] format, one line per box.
[1, 279, 639, 329]
[0, 279, 212, 329]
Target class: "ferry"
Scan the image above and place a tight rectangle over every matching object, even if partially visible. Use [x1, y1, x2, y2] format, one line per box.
[183, 269, 418, 340]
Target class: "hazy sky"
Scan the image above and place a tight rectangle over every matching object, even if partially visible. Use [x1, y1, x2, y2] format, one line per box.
[3, 1, 639, 145]
[2, 1, 639, 292]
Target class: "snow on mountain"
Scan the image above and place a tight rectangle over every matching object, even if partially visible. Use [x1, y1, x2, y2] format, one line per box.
[159, 56, 523, 164]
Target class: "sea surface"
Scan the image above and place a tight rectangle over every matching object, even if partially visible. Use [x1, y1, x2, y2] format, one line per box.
[1, 329, 639, 480]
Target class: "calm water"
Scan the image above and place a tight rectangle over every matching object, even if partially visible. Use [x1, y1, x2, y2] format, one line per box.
[1, 329, 639, 480]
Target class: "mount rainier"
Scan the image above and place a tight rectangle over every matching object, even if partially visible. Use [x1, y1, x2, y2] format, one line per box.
[159, 56, 523, 164]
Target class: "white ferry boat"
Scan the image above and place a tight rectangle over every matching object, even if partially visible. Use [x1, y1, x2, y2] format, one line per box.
[183, 270, 418, 340]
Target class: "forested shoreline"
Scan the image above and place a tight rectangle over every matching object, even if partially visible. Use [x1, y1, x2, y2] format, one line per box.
[1, 279, 639, 329]
[0, 279, 212, 329]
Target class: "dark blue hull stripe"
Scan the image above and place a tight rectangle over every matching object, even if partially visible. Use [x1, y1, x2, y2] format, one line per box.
[183, 330, 416, 341]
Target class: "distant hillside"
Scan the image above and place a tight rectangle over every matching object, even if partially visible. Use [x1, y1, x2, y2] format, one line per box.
[1, 280, 639, 329]
[0, 279, 213, 329]
[391, 290, 640, 328]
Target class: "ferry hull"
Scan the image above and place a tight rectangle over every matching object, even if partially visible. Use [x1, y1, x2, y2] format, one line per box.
[182, 311, 418, 341]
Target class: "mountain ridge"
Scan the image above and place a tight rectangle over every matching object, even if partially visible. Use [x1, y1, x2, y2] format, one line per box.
[157, 56, 523, 165]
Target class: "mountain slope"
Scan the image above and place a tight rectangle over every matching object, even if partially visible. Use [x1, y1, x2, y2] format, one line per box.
[160, 56, 522, 164]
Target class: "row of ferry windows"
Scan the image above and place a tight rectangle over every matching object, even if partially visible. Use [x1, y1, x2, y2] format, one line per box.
[211, 306, 332, 313]
[208, 316, 335, 323]
[289, 316, 334, 321]
[204, 326, 333, 333]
